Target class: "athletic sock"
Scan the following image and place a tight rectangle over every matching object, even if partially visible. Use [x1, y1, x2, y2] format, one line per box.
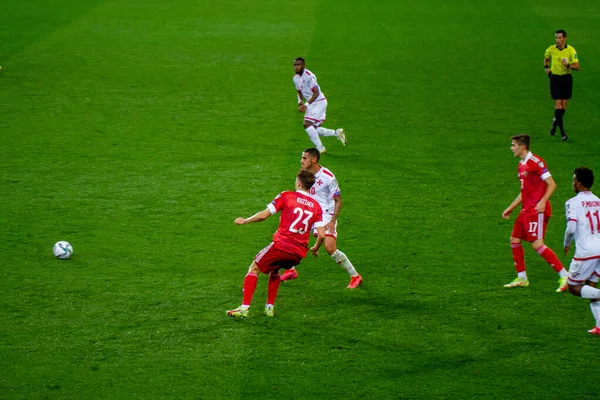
[590, 302, 600, 327]
[317, 127, 336, 137]
[555, 109, 565, 134]
[536, 245, 565, 273]
[558, 269, 568, 278]
[242, 273, 258, 307]
[511, 243, 526, 274]
[267, 273, 281, 305]
[581, 285, 600, 299]
[305, 126, 323, 147]
[331, 249, 359, 277]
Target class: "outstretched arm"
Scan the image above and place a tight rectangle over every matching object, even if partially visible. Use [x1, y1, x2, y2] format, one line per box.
[235, 209, 272, 225]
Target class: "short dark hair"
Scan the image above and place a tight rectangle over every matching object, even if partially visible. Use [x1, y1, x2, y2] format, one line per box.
[294, 57, 305, 64]
[556, 29, 567, 37]
[574, 167, 594, 189]
[303, 147, 320, 162]
[297, 169, 315, 190]
[511, 134, 530, 149]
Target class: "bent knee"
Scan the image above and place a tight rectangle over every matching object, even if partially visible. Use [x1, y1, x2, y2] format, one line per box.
[248, 262, 261, 274]
[324, 244, 337, 255]
[568, 283, 580, 296]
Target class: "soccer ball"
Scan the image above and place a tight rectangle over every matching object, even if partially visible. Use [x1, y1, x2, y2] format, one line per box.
[53, 241, 73, 260]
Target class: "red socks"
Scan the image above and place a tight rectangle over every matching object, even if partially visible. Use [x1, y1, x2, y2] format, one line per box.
[241, 272, 282, 307]
[511, 243, 565, 273]
[267, 273, 281, 305]
[242, 273, 258, 306]
[536, 245, 565, 272]
[511, 243, 526, 273]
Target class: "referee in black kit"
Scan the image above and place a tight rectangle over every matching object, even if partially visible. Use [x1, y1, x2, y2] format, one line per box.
[544, 29, 580, 141]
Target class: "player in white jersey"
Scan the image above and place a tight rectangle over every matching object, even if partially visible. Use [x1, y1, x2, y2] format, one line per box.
[281, 148, 362, 288]
[563, 167, 600, 335]
[293, 57, 347, 154]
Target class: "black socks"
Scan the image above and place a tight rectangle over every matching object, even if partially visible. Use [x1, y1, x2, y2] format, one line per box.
[554, 109, 566, 135]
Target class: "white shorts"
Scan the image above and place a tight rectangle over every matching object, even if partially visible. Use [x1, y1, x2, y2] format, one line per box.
[313, 213, 337, 239]
[304, 98, 328, 127]
[567, 258, 600, 285]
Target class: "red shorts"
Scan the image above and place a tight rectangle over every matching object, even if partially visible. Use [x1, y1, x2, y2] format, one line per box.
[254, 242, 302, 274]
[512, 211, 550, 242]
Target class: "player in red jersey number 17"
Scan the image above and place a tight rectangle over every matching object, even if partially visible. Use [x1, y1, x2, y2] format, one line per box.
[226, 169, 326, 318]
[502, 134, 568, 291]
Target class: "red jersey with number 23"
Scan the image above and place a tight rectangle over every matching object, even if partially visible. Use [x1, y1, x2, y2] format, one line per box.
[266, 190, 325, 258]
[518, 152, 552, 216]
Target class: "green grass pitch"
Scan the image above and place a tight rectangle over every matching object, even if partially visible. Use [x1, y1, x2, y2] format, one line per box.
[1, 0, 600, 398]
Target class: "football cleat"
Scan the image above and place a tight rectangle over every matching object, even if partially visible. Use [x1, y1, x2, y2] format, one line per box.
[336, 128, 347, 146]
[226, 307, 249, 318]
[347, 275, 362, 289]
[556, 276, 568, 292]
[264, 305, 275, 317]
[281, 269, 298, 281]
[561, 134, 568, 141]
[550, 118, 557, 136]
[587, 326, 600, 335]
[503, 277, 530, 288]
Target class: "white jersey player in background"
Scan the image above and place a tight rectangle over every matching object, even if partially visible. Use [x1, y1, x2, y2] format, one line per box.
[281, 148, 362, 288]
[293, 57, 347, 154]
[564, 167, 600, 335]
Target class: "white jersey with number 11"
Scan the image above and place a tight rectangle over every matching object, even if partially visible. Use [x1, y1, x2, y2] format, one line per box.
[566, 191, 600, 260]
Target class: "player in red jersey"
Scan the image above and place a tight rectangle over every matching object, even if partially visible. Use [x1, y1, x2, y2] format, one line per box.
[226, 169, 326, 318]
[502, 134, 568, 291]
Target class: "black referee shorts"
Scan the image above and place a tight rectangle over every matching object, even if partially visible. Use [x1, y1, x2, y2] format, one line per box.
[549, 73, 573, 100]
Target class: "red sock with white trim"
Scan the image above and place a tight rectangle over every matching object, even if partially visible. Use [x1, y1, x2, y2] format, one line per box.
[242, 273, 258, 307]
[536, 245, 566, 273]
[267, 273, 281, 305]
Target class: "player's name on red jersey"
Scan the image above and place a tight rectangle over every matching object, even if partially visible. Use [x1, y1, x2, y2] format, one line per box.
[296, 196, 315, 208]
[267, 191, 324, 258]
